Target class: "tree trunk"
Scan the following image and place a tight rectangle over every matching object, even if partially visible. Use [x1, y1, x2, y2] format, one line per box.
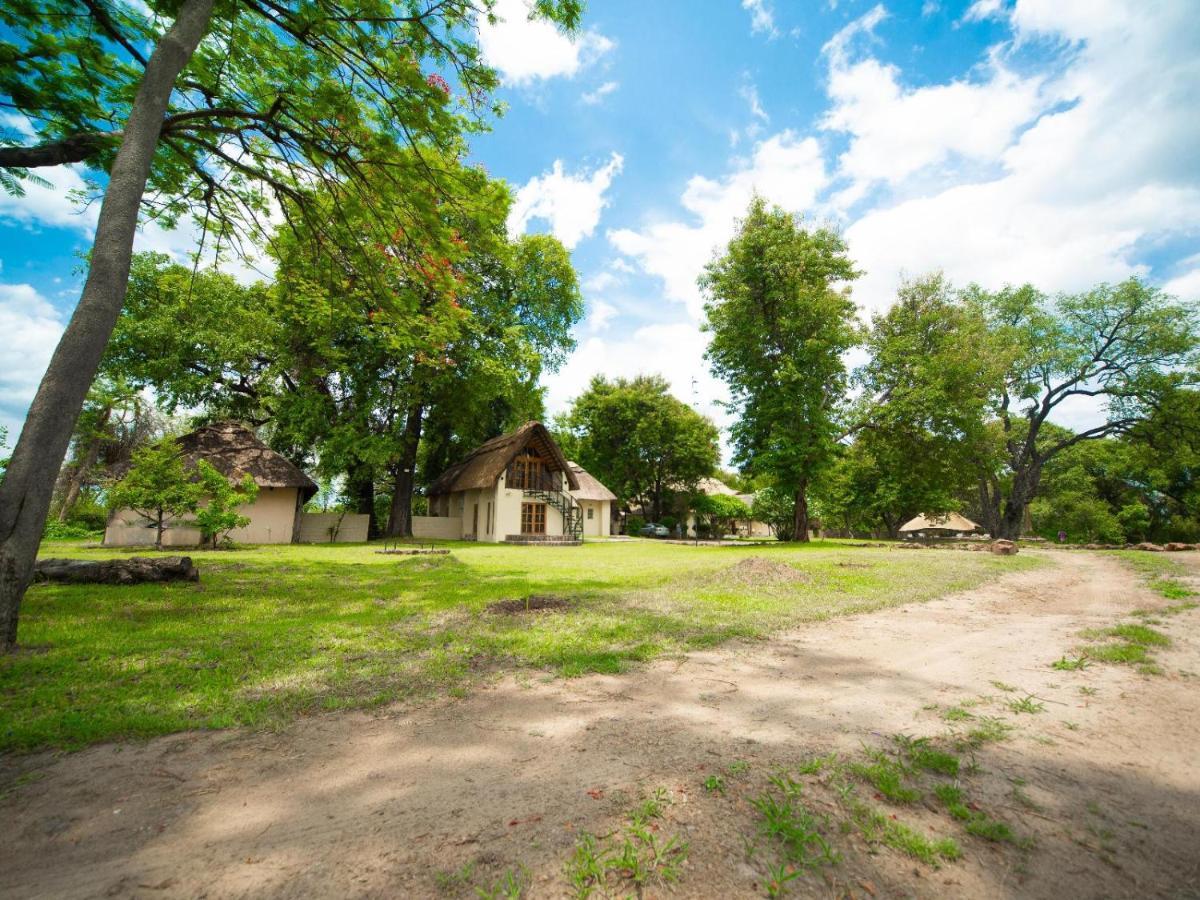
[35, 556, 199, 585]
[385, 404, 424, 538]
[996, 464, 1042, 541]
[57, 406, 111, 521]
[154, 509, 165, 551]
[345, 464, 377, 539]
[0, 0, 215, 649]
[791, 482, 810, 543]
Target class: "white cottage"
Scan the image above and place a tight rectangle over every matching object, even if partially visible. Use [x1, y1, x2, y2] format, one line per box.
[415, 422, 615, 544]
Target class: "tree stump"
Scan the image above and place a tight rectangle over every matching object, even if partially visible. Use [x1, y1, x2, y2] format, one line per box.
[989, 540, 1018, 555]
[34, 557, 200, 585]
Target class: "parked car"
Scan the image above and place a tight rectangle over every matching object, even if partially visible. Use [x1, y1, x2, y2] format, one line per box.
[639, 523, 670, 538]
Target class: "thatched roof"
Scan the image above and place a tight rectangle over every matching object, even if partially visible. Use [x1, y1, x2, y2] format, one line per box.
[899, 512, 981, 533]
[568, 461, 617, 501]
[428, 422, 579, 496]
[176, 422, 318, 501]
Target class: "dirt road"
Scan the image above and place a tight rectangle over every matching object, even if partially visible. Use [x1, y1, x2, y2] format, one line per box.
[2, 550, 1198, 898]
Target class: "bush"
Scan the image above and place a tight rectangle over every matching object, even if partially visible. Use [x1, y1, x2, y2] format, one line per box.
[625, 515, 645, 535]
[43, 520, 100, 540]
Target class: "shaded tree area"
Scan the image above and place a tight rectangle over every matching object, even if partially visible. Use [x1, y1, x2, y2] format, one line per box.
[0, 0, 583, 646]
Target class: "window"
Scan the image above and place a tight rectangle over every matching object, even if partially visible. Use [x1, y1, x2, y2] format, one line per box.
[509, 447, 546, 490]
[521, 502, 547, 534]
[587, 507, 594, 520]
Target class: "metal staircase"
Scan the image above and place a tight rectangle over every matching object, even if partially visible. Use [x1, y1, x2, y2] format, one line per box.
[524, 488, 584, 540]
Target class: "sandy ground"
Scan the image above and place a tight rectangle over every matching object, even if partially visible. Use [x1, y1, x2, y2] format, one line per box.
[2, 550, 1199, 899]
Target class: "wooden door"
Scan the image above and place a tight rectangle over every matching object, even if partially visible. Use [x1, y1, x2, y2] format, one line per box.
[520, 502, 547, 534]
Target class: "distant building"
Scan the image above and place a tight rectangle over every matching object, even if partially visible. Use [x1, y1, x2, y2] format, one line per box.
[898, 512, 983, 539]
[418, 422, 616, 544]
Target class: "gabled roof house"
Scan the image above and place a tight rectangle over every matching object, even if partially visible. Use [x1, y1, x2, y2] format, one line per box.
[417, 422, 616, 544]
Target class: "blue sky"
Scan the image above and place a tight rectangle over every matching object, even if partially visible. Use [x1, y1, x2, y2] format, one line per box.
[2, 0, 1199, 445]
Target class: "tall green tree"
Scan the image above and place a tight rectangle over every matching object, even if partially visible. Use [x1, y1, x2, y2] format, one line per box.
[557, 375, 720, 521]
[700, 196, 860, 541]
[0, 0, 583, 647]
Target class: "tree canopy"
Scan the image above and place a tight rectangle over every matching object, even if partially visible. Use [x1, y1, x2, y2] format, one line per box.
[556, 374, 720, 522]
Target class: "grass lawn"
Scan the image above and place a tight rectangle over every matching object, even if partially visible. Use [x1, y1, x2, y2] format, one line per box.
[0, 539, 1041, 752]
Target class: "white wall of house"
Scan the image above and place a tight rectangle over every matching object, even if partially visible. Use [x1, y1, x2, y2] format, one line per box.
[577, 499, 611, 537]
[411, 515, 463, 540]
[104, 486, 301, 546]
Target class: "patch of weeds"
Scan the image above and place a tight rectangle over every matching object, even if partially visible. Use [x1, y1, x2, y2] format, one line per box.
[1083, 642, 1149, 664]
[956, 716, 1013, 750]
[849, 751, 920, 804]
[475, 865, 529, 900]
[941, 706, 974, 723]
[764, 861, 801, 898]
[435, 861, 476, 893]
[895, 735, 959, 777]
[1079, 686, 1098, 697]
[703, 774, 726, 794]
[629, 787, 669, 826]
[936, 785, 1025, 846]
[1106, 623, 1171, 646]
[1149, 579, 1196, 601]
[796, 753, 838, 775]
[1137, 662, 1165, 676]
[1063, 721, 1080, 731]
[751, 775, 840, 871]
[727, 759, 751, 777]
[851, 803, 960, 865]
[1163, 600, 1199, 615]
[1051, 655, 1089, 671]
[565, 816, 689, 899]
[1008, 695, 1046, 715]
[990, 680, 1018, 692]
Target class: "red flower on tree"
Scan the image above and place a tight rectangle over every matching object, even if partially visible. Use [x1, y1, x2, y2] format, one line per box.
[426, 73, 451, 95]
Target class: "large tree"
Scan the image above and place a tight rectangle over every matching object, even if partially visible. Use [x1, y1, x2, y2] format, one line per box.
[557, 375, 720, 521]
[845, 274, 999, 538]
[860, 276, 1199, 540]
[0, 0, 581, 646]
[700, 196, 860, 541]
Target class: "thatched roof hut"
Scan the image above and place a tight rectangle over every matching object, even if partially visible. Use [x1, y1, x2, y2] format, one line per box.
[899, 512, 981, 534]
[176, 422, 318, 501]
[427, 421, 579, 496]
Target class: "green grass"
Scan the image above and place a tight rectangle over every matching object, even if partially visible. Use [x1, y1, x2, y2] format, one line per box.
[0, 538, 1040, 752]
[850, 751, 920, 803]
[1051, 655, 1089, 671]
[850, 804, 961, 865]
[1081, 621, 1171, 668]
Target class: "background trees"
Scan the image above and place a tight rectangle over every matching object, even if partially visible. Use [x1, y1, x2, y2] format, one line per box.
[556, 375, 720, 522]
[701, 196, 859, 542]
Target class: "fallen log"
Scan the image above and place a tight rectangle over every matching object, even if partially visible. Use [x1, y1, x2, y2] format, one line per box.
[34, 556, 200, 585]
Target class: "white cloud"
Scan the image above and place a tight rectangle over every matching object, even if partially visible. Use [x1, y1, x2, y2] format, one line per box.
[608, 132, 828, 318]
[509, 152, 624, 249]
[583, 270, 621, 293]
[962, 0, 1006, 23]
[543, 322, 730, 433]
[0, 283, 64, 440]
[584, 299, 618, 332]
[478, 0, 614, 86]
[829, 0, 1200, 312]
[822, 39, 1046, 204]
[741, 0, 778, 37]
[1163, 259, 1200, 302]
[740, 81, 769, 123]
[0, 163, 99, 234]
[582, 80, 619, 105]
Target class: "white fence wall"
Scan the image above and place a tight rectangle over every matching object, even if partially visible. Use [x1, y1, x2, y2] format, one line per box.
[411, 516, 462, 540]
[297, 512, 370, 543]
